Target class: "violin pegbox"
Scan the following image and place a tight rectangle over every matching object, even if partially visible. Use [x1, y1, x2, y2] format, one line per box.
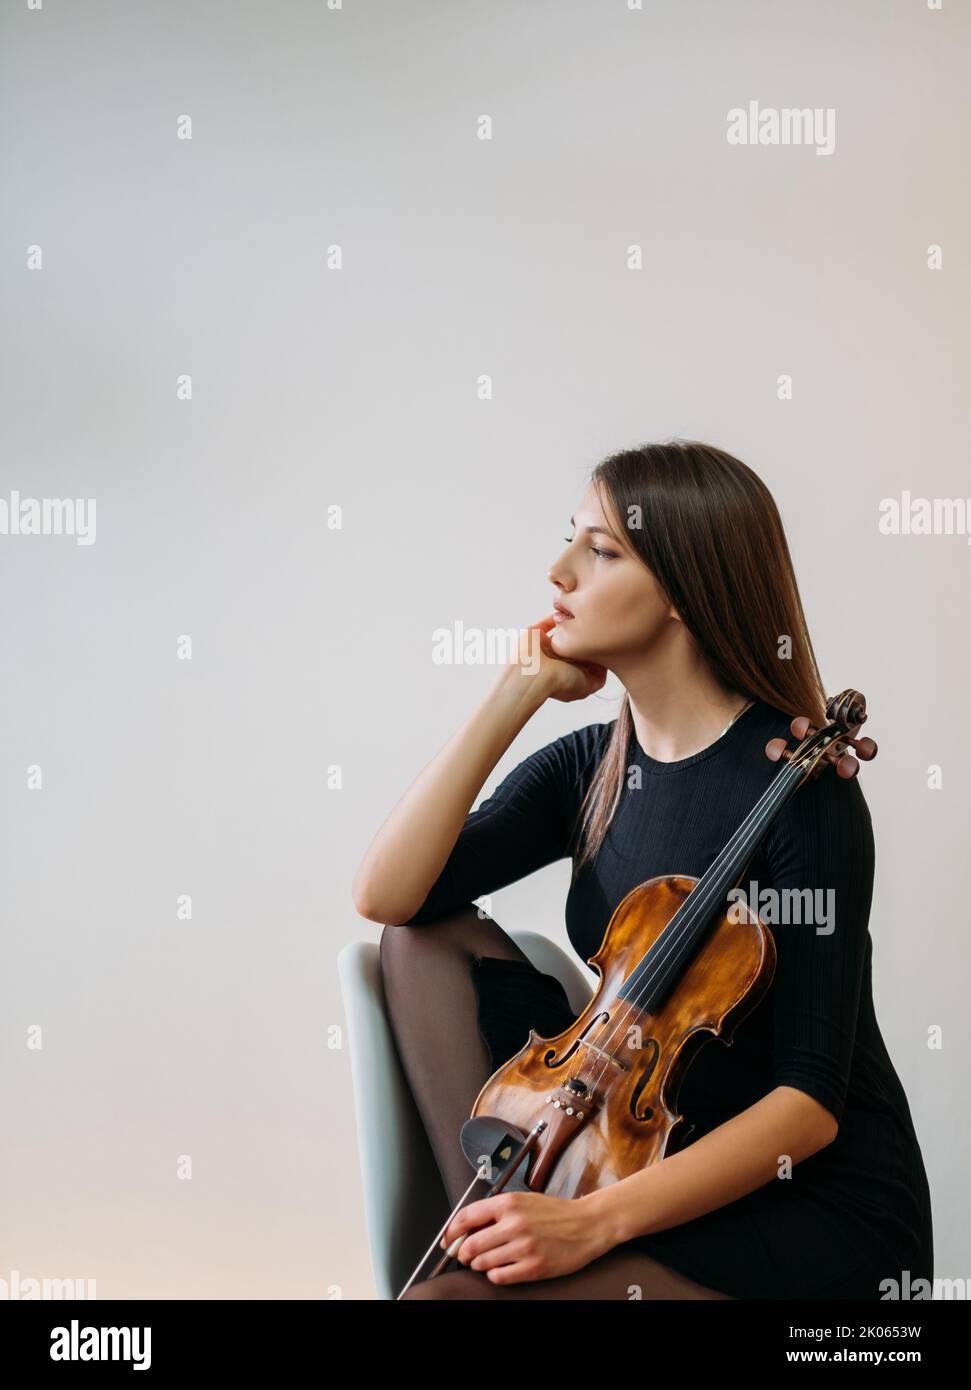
[765, 688, 878, 781]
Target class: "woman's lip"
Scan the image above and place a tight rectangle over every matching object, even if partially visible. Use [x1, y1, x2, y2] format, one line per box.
[552, 608, 574, 623]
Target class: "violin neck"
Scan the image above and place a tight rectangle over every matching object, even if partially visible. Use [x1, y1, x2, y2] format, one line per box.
[619, 757, 806, 1009]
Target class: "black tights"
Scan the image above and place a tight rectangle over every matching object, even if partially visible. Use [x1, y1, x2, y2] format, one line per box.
[379, 905, 732, 1300]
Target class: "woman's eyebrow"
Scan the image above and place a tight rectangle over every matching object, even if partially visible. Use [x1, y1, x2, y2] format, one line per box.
[569, 515, 619, 539]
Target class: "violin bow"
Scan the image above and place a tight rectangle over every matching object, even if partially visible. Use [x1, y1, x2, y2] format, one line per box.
[396, 1121, 548, 1298]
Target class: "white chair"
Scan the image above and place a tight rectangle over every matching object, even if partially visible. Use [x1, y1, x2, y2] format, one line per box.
[338, 928, 596, 1300]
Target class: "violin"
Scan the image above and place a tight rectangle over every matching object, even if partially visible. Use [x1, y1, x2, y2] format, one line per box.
[397, 689, 878, 1297]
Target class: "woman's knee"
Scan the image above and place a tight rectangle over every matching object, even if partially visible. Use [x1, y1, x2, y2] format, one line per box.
[379, 904, 511, 967]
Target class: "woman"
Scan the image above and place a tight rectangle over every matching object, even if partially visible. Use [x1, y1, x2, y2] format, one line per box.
[353, 439, 934, 1301]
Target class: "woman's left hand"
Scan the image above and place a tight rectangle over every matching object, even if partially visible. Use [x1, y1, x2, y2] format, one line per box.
[439, 1190, 611, 1285]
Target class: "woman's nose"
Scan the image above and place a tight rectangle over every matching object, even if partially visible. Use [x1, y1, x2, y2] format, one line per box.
[548, 569, 574, 597]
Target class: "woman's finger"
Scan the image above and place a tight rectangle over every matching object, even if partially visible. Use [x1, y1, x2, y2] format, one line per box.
[465, 1236, 530, 1272]
[441, 1194, 506, 1246]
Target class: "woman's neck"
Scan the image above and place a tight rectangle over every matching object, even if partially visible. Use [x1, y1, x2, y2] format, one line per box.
[623, 676, 752, 764]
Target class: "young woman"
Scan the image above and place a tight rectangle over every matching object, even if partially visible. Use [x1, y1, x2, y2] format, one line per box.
[353, 440, 934, 1301]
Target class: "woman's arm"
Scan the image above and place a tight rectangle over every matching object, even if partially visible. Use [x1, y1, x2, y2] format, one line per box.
[353, 616, 607, 926]
[352, 662, 554, 926]
[580, 1085, 838, 1249]
[443, 1087, 837, 1283]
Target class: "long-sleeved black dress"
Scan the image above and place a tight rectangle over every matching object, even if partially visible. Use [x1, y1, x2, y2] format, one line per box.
[402, 698, 935, 1300]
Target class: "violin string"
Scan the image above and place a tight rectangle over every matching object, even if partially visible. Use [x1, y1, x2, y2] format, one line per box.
[565, 754, 801, 1100]
[576, 754, 806, 1099]
[559, 752, 807, 1101]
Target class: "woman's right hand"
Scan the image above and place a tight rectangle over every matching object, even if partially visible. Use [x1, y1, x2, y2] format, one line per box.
[514, 615, 608, 704]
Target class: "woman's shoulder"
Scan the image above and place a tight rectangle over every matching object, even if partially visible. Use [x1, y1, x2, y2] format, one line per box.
[747, 704, 875, 875]
[473, 719, 614, 826]
[492, 720, 614, 808]
[520, 719, 615, 784]
[561, 718, 616, 758]
[715, 697, 874, 853]
[737, 697, 799, 748]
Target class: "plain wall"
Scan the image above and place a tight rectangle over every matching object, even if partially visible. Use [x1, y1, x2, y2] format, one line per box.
[1, 0, 967, 1298]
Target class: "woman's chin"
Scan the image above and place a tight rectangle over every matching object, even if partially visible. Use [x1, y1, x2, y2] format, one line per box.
[551, 621, 582, 652]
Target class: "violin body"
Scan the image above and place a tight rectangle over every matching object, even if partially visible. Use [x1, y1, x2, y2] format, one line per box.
[468, 873, 776, 1198]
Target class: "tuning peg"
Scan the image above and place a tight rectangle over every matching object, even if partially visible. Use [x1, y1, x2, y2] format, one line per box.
[790, 716, 813, 740]
[765, 737, 791, 763]
[847, 736, 877, 761]
[835, 752, 860, 779]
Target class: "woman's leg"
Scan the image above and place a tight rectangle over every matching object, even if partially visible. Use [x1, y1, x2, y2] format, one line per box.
[379, 903, 536, 1207]
[399, 1247, 733, 1300]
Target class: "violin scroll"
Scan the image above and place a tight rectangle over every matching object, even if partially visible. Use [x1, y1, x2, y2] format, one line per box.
[765, 688, 878, 781]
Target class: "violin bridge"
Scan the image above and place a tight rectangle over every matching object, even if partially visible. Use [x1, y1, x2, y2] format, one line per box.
[577, 1035, 629, 1071]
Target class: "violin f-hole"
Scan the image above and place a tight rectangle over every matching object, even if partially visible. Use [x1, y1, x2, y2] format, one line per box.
[629, 1037, 661, 1122]
[543, 1011, 610, 1068]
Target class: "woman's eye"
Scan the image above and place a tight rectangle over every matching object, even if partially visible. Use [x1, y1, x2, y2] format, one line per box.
[562, 535, 614, 559]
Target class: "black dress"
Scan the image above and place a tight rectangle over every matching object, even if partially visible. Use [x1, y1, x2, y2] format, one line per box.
[402, 699, 935, 1300]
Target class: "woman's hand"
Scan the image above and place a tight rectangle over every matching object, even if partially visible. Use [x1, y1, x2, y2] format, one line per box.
[439, 1190, 612, 1285]
[513, 615, 608, 704]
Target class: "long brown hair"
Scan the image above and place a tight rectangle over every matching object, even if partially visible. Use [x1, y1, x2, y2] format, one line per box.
[571, 439, 828, 877]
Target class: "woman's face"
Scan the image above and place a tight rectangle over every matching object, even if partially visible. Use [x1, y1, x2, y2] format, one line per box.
[547, 482, 679, 667]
